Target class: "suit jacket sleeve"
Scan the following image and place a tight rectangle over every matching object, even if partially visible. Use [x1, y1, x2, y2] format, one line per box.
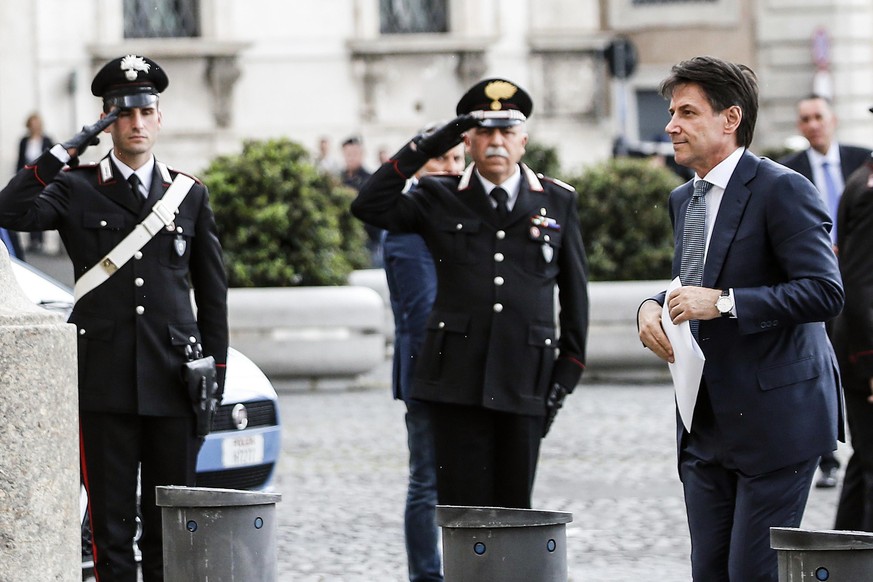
[730, 168, 843, 335]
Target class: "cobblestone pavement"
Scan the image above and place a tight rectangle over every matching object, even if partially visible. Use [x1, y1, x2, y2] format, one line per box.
[271, 367, 845, 582]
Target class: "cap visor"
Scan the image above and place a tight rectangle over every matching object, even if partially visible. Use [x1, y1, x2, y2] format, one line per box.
[105, 93, 158, 109]
[478, 118, 524, 128]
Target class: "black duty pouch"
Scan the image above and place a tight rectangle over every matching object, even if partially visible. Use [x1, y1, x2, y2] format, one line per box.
[182, 343, 219, 437]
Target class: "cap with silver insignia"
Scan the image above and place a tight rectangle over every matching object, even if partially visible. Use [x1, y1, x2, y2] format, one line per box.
[456, 78, 533, 128]
[91, 54, 169, 110]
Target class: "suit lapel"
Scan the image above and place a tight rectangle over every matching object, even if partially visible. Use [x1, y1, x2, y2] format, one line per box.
[458, 165, 501, 225]
[702, 151, 757, 287]
[97, 156, 142, 215]
[510, 164, 549, 227]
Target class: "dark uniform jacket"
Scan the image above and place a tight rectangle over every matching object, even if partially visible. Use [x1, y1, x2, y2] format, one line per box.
[351, 148, 589, 417]
[834, 160, 873, 387]
[0, 151, 228, 417]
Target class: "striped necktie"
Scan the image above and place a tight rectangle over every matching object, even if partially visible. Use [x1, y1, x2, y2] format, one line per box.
[679, 180, 713, 337]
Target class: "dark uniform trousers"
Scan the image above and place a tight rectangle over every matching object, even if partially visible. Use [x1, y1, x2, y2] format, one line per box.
[0, 151, 228, 582]
[81, 412, 200, 581]
[351, 150, 589, 510]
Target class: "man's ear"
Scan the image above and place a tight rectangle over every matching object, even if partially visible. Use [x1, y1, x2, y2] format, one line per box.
[724, 105, 742, 135]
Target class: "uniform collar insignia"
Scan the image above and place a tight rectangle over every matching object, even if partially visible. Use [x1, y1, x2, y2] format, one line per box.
[522, 164, 544, 192]
[120, 55, 150, 81]
[156, 161, 172, 184]
[99, 158, 114, 182]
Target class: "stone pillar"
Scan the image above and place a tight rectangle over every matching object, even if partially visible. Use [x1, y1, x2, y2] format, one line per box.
[0, 244, 79, 581]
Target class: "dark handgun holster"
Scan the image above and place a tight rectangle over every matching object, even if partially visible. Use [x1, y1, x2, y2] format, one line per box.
[182, 344, 219, 437]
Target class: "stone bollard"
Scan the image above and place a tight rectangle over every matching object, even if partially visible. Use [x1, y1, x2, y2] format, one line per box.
[0, 247, 79, 581]
[156, 485, 282, 581]
[771, 527, 873, 581]
[436, 505, 573, 582]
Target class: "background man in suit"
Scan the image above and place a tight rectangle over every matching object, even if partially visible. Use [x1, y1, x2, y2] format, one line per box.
[381, 130, 465, 582]
[779, 95, 871, 488]
[0, 55, 228, 582]
[352, 78, 589, 509]
[780, 95, 872, 246]
[832, 136, 873, 532]
[637, 56, 844, 581]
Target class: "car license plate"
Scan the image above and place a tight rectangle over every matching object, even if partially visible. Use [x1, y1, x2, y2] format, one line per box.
[222, 433, 265, 468]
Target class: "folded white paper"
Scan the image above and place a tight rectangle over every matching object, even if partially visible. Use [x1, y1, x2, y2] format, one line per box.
[662, 276, 705, 432]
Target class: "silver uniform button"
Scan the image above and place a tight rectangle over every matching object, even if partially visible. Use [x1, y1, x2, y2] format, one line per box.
[79, 329, 86, 335]
[545, 338, 552, 346]
[136, 306, 145, 315]
[99, 220, 107, 227]
[493, 303, 504, 313]
[456, 223, 463, 230]
[494, 276, 505, 286]
[494, 253, 505, 262]
[177, 226, 184, 233]
[544, 234, 551, 242]
[438, 321, 446, 329]
[134, 251, 143, 260]
[189, 336, 197, 343]
[496, 230, 506, 239]
[134, 278, 144, 287]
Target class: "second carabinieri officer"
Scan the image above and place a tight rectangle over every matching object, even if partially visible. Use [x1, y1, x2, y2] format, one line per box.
[351, 78, 589, 509]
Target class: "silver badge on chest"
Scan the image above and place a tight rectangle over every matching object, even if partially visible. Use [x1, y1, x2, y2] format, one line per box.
[174, 235, 187, 257]
[541, 243, 554, 263]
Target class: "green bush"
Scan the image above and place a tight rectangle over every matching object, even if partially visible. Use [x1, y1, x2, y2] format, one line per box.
[523, 141, 561, 178]
[201, 138, 370, 287]
[568, 158, 682, 281]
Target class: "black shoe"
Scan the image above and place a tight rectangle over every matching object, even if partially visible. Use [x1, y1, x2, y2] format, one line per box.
[816, 467, 838, 488]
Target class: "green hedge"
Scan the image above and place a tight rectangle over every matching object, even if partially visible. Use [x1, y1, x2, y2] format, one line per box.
[567, 158, 682, 281]
[201, 138, 370, 287]
[202, 138, 683, 286]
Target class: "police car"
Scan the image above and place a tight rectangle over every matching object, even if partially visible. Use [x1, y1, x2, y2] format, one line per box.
[10, 257, 282, 573]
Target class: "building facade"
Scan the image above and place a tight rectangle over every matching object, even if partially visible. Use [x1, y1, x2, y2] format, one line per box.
[0, 0, 870, 180]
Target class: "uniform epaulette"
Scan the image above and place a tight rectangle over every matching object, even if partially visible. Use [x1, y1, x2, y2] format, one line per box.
[538, 174, 575, 192]
[165, 165, 203, 185]
[64, 162, 99, 172]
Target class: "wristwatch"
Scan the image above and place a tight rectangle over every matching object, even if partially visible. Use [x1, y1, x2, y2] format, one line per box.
[715, 289, 734, 318]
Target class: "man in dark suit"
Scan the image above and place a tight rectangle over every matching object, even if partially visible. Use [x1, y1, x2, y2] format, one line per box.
[352, 78, 589, 509]
[638, 57, 844, 581]
[0, 55, 228, 582]
[779, 95, 871, 488]
[832, 142, 873, 532]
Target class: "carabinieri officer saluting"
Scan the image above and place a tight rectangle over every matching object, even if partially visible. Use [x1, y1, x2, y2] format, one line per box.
[0, 55, 228, 582]
[352, 78, 589, 509]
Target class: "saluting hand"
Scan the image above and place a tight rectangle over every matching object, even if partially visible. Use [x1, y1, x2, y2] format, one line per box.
[61, 109, 120, 163]
[414, 114, 479, 158]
